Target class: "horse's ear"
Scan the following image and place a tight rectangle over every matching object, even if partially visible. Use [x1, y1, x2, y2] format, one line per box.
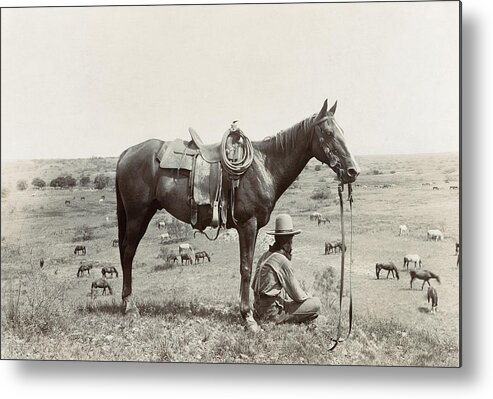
[316, 99, 328, 120]
[328, 100, 337, 115]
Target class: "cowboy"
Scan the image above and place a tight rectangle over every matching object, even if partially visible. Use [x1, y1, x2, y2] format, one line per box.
[252, 214, 322, 324]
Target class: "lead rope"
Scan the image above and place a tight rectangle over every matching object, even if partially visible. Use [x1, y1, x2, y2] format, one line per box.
[327, 182, 353, 351]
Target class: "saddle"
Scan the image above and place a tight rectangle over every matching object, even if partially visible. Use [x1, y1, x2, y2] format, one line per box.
[157, 123, 253, 232]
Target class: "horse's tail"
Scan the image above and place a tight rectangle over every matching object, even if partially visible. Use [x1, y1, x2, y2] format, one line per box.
[115, 171, 126, 268]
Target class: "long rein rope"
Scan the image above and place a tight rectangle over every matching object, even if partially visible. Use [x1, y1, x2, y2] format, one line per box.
[327, 182, 353, 351]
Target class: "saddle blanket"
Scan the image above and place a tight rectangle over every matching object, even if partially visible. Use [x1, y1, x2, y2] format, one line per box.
[156, 139, 196, 171]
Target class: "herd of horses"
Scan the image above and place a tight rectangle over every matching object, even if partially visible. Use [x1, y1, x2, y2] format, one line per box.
[373, 237, 459, 313]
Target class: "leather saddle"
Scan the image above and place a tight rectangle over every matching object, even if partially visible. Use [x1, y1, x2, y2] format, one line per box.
[188, 127, 223, 163]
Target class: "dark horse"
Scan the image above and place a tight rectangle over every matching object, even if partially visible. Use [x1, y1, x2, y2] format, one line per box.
[410, 270, 440, 290]
[74, 245, 86, 255]
[375, 262, 399, 280]
[427, 286, 438, 313]
[77, 264, 92, 277]
[195, 251, 211, 263]
[115, 100, 359, 331]
[91, 278, 113, 296]
[101, 266, 119, 278]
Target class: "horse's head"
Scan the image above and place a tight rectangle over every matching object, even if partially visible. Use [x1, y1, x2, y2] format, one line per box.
[311, 100, 360, 184]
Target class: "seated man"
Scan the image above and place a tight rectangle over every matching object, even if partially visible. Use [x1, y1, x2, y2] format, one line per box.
[252, 214, 322, 324]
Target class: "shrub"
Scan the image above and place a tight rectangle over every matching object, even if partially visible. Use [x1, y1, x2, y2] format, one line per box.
[1, 186, 9, 198]
[79, 175, 91, 187]
[3, 270, 70, 335]
[65, 175, 77, 188]
[153, 262, 175, 272]
[31, 177, 46, 189]
[314, 165, 322, 171]
[310, 189, 330, 200]
[166, 218, 192, 239]
[313, 267, 339, 309]
[390, 170, 396, 175]
[94, 174, 111, 190]
[16, 180, 28, 191]
[73, 224, 95, 242]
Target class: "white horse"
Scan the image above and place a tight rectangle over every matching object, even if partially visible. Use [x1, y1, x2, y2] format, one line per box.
[427, 229, 444, 241]
[399, 224, 409, 236]
[403, 254, 422, 270]
[160, 232, 170, 243]
[310, 212, 322, 222]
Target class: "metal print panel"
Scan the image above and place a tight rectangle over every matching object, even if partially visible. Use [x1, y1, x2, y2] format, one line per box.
[1, 1, 460, 366]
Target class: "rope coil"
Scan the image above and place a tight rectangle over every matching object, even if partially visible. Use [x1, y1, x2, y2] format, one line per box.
[220, 129, 254, 178]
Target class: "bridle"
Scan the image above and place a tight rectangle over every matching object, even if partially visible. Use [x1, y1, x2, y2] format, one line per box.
[312, 115, 354, 351]
[312, 116, 343, 179]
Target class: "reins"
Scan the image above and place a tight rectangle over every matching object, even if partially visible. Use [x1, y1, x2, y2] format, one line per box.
[327, 181, 353, 351]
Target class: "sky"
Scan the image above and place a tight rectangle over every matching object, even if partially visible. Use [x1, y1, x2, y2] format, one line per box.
[1, 1, 460, 160]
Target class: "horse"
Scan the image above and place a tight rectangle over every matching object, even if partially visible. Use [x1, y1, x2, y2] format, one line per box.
[80, 196, 85, 200]
[449, 185, 458, 190]
[115, 99, 359, 331]
[427, 286, 438, 313]
[166, 254, 178, 263]
[317, 217, 330, 226]
[310, 212, 322, 222]
[74, 245, 86, 255]
[403, 254, 422, 270]
[195, 251, 211, 263]
[65, 200, 71, 205]
[91, 278, 113, 296]
[101, 266, 119, 278]
[180, 253, 194, 265]
[100, 195, 105, 201]
[427, 229, 444, 241]
[324, 240, 345, 255]
[112, 239, 119, 247]
[375, 262, 399, 280]
[410, 270, 440, 290]
[39, 258, 44, 268]
[399, 224, 409, 236]
[432, 186, 439, 190]
[157, 221, 166, 229]
[77, 264, 93, 277]
[160, 232, 170, 243]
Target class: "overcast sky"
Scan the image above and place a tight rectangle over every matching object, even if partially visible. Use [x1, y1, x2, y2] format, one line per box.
[1, 1, 459, 160]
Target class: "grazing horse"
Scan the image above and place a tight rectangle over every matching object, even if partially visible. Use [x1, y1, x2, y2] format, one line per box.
[427, 286, 438, 313]
[427, 229, 444, 241]
[115, 100, 359, 331]
[310, 212, 322, 222]
[410, 270, 440, 290]
[101, 266, 119, 278]
[399, 224, 409, 236]
[74, 245, 86, 255]
[324, 240, 343, 255]
[375, 262, 399, 280]
[195, 251, 211, 263]
[166, 254, 178, 263]
[317, 217, 330, 226]
[432, 186, 439, 190]
[403, 254, 422, 270]
[77, 264, 93, 277]
[180, 253, 194, 265]
[80, 196, 85, 200]
[65, 200, 71, 205]
[449, 185, 458, 190]
[91, 278, 113, 296]
[112, 239, 119, 247]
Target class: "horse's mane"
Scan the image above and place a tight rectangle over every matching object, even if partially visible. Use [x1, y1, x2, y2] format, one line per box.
[256, 114, 317, 154]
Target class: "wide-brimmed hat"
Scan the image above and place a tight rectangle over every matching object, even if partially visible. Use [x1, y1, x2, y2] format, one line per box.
[266, 214, 301, 236]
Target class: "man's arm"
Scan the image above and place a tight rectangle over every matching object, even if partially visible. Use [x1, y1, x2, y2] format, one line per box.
[277, 260, 309, 302]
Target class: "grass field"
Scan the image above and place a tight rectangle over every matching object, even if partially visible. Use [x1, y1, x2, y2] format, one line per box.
[0, 153, 460, 366]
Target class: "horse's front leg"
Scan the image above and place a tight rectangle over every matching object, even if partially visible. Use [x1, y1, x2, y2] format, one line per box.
[237, 218, 259, 332]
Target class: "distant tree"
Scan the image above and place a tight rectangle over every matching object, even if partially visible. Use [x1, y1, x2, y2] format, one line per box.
[31, 177, 46, 189]
[50, 176, 66, 188]
[94, 174, 111, 190]
[79, 175, 91, 187]
[16, 180, 28, 191]
[65, 175, 77, 188]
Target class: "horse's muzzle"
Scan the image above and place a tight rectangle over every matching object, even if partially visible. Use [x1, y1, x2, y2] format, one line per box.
[341, 167, 359, 184]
